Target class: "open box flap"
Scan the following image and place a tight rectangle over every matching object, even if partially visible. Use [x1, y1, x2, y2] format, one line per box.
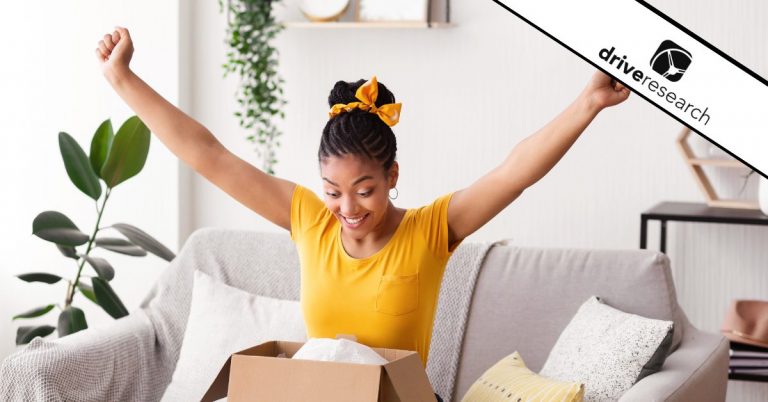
[200, 341, 280, 402]
[383, 353, 437, 402]
[200, 355, 231, 402]
[274, 340, 304, 357]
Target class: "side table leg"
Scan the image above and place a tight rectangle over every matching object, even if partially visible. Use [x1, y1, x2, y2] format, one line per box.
[660, 220, 667, 253]
[640, 217, 648, 249]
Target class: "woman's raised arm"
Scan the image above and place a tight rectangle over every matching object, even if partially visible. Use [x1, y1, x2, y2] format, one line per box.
[96, 26, 295, 230]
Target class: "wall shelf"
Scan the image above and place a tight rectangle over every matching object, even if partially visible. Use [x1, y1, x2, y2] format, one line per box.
[282, 0, 452, 29]
[688, 158, 748, 168]
[282, 21, 454, 29]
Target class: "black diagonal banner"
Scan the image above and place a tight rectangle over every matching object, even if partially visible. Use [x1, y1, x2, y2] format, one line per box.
[493, 0, 767, 179]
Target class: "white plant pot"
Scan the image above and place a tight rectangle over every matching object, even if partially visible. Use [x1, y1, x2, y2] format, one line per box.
[759, 175, 768, 216]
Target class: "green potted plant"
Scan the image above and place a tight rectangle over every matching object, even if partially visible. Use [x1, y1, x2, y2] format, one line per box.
[219, 0, 287, 175]
[13, 116, 175, 345]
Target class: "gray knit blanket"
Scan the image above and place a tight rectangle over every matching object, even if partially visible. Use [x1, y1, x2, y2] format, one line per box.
[0, 228, 494, 402]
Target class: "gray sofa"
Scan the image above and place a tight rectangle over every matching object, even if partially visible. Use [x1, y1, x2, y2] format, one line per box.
[0, 228, 728, 401]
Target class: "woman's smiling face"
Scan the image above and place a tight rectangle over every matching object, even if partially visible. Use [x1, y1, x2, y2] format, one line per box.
[320, 154, 398, 238]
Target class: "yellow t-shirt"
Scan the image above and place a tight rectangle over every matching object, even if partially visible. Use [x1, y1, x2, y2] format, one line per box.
[289, 184, 462, 367]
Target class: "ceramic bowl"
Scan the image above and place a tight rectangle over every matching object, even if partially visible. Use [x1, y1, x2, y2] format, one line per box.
[298, 0, 350, 22]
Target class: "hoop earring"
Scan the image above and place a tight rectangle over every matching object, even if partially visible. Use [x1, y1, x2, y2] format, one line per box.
[388, 187, 399, 200]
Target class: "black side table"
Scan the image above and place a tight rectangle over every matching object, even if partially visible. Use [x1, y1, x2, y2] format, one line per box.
[640, 202, 768, 253]
[641, 203, 768, 384]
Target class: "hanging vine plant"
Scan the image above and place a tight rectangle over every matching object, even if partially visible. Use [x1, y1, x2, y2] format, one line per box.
[218, 0, 286, 175]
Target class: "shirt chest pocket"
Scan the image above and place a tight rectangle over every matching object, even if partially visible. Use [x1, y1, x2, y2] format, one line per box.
[375, 273, 419, 316]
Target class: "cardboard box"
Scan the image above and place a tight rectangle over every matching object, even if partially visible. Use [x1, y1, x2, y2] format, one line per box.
[201, 340, 438, 402]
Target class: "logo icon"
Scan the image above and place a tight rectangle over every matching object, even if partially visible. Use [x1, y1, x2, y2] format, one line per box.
[650, 40, 692, 82]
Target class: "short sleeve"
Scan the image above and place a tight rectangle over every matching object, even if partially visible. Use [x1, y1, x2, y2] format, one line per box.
[414, 192, 463, 259]
[289, 184, 328, 243]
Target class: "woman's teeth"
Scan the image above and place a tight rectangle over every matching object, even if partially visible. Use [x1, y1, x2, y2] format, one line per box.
[343, 214, 368, 224]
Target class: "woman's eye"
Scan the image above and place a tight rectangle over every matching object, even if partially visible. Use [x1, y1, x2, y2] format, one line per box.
[325, 192, 369, 198]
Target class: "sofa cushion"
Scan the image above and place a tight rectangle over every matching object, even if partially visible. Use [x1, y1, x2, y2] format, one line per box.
[453, 245, 683, 400]
[539, 296, 674, 401]
[461, 351, 583, 402]
[161, 270, 307, 402]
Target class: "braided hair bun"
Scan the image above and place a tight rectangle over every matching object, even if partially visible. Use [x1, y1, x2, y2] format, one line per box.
[319, 79, 398, 172]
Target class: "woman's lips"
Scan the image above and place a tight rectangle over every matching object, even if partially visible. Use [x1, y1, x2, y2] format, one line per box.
[341, 213, 369, 229]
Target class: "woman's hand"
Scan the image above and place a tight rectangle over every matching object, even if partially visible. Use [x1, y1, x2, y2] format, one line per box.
[95, 26, 134, 82]
[581, 70, 631, 111]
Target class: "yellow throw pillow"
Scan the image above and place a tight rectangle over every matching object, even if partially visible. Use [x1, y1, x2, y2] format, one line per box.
[461, 351, 584, 402]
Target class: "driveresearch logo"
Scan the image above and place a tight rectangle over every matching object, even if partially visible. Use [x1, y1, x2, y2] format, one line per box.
[650, 40, 692, 82]
[599, 42, 710, 126]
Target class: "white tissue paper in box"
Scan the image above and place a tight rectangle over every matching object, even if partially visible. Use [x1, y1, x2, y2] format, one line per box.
[292, 338, 388, 365]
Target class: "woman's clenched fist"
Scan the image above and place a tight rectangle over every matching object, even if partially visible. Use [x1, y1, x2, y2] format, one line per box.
[95, 26, 134, 81]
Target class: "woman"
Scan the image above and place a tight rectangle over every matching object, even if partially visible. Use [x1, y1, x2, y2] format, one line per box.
[96, 26, 630, 401]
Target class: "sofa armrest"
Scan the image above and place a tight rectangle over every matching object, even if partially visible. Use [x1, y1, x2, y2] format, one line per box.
[619, 327, 729, 402]
[0, 309, 172, 402]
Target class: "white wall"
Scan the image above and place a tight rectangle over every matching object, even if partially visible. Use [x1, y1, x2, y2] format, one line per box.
[1, 0, 765, 400]
[187, 0, 767, 400]
[0, 0, 180, 361]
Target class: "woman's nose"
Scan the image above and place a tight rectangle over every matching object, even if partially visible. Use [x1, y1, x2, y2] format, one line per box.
[340, 197, 360, 215]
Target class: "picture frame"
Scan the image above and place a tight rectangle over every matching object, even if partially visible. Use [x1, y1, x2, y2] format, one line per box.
[356, 0, 430, 23]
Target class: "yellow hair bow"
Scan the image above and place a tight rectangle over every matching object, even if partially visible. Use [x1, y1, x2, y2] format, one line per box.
[328, 76, 402, 127]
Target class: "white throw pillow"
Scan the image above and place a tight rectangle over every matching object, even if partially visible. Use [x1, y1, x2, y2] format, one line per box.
[161, 270, 307, 402]
[539, 296, 674, 402]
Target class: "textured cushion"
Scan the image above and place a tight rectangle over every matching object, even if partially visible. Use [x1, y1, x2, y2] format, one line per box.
[161, 269, 307, 402]
[539, 296, 674, 401]
[461, 351, 583, 402]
